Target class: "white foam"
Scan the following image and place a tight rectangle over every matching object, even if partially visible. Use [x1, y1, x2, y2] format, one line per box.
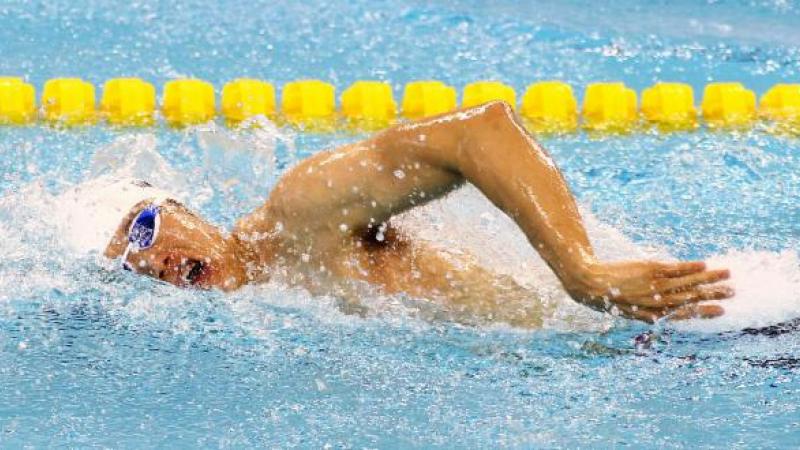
[194, 117, 294, 211]
[674, 249, 800, 332]
[89, 133, 210, 205]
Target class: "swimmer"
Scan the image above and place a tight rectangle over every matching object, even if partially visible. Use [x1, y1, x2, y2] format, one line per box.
[93, 101, 731, 326]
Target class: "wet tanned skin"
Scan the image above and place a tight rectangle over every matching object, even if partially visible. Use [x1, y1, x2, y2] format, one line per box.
[106, 102, 733, 324]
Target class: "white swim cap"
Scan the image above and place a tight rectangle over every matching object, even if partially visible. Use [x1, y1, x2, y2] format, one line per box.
[54, 176, 177, 255]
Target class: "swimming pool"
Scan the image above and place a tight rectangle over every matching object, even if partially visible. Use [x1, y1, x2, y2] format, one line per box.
[1, 0, 800, 447]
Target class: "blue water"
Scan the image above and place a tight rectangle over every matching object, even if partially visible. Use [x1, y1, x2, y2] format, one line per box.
[2, 0, 800, 447]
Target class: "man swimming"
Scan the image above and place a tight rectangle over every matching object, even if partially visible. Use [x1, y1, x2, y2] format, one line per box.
[100, 101, 732, 326]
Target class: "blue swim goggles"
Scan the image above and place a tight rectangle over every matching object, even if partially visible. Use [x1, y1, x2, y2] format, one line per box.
[121, 204, 161, 271]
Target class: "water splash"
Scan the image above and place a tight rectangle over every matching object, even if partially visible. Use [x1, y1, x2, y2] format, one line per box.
[676, 249, 800, 332]
[2, 128, 800, 335]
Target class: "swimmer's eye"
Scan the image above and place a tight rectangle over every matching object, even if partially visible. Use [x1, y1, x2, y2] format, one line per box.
[181, 260, 205, 285]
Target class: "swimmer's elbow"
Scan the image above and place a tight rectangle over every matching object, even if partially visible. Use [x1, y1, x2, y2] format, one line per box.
[478, 100, 515, 118]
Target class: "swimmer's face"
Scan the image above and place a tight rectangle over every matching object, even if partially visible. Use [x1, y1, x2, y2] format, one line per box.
[105, 200, 247, 291]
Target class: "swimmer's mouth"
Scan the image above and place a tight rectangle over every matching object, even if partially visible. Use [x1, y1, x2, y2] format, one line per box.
[180, 260, 211, 288]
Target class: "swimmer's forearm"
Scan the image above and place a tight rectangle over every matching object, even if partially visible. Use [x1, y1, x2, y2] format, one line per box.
[375, 101, 597, 283]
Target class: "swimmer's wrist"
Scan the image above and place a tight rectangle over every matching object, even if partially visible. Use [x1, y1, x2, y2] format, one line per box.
[556, 255, 602, 300]
[556, 246, 598, 279]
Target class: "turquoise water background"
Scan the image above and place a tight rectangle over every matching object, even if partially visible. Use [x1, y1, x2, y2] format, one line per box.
[1, 0, 800, 447]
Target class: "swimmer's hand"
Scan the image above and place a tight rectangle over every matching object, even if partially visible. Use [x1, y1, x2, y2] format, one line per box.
[563, 260, 733, 323]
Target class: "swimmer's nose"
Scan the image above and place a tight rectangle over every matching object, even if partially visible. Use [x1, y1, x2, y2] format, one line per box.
[154, 254, 182, 282]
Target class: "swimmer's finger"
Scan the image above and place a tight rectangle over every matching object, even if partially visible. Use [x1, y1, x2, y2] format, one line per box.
[614, 304, 661, 324]
[655, 261, 706, 278]
[620, 285, 732, 308]
[657, 269, 730, 293]
[666, 303, 726, 321]
[658, 285, 734, 306]
[615, 302, 725, 323]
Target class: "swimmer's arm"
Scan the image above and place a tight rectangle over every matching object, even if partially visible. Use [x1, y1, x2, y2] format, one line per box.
[250, 101, 731, 322]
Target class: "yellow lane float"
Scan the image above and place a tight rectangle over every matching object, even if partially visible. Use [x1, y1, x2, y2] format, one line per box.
[101, 77, 156, 126]
[0, 77, 36, 124]
[521, 81, 578, 133]
[760, 84, 800, 123]
[281, 79, 335, 129]
[641, 82, 697, 130]
[162, 79, 215, 127]
[341, 81, 396, 129]
[2, 77, 799, 134]
[221, 78, 276, 126]
[42, 78, 96, 125]
[462, 81, 516, 109]
[401, 80, 456, 119]
[701, 82, 756, 128]
[582, 82, 638, 132]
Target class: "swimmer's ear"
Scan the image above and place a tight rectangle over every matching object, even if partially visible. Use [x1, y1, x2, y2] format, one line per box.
[103, 199, 152, 259]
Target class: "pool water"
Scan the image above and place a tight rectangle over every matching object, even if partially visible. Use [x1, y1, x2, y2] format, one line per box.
[1, 0, 800, 447]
